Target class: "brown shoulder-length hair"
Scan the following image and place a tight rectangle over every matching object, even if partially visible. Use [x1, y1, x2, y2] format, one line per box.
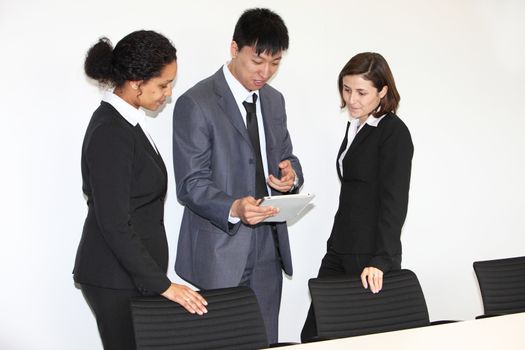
[337, 52, 400, 117]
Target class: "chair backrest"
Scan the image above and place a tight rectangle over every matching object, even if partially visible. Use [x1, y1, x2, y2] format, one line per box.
[473, 256, 525, 316]
[308, 269, 430, 340]
[130, 286, 268, 350]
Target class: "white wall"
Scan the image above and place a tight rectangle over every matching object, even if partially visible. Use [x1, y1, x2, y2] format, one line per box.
[1, 0, 524, 348]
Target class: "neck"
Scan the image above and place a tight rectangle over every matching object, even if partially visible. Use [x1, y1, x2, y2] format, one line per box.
[114, 86, 139, 109]
[358, 115, 368, 125]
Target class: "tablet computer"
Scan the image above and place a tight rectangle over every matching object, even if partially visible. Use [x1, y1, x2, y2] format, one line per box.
[260, 193, 315, 222]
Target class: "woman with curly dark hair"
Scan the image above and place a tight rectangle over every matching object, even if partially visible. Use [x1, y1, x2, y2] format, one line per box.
[73, 30, 207, 350]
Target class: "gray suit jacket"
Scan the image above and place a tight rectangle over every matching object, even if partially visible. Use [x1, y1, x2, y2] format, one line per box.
[172, 68, 303, 289]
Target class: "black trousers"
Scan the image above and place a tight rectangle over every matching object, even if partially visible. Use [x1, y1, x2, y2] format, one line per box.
[300, 249, 401, 342]
[80, 284, 141, 350]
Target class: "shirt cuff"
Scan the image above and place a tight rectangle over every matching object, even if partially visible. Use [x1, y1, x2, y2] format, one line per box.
[289, 171, 299, 193]
[228, 215, 241, 224]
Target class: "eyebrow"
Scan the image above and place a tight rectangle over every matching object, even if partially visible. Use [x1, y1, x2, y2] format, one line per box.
[253, 54, 282, 61]
[343, 84, 369, 92]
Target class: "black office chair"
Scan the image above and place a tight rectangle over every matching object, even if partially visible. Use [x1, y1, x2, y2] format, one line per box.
[131, 286, 268, 350]
[473, 256, 525, 318]
[308, 269, 432, 340]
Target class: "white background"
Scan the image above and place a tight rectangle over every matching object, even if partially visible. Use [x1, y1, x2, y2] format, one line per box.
[1, 0, 524, 348]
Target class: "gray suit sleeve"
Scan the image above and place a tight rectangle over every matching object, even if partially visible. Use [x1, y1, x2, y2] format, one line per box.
[276, 93, 304, 191]
[172, 94, 235, 233]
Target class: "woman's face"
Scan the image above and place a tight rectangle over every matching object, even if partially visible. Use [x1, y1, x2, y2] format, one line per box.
[342, 74, 387, 122]
[136, 60, 178, 111]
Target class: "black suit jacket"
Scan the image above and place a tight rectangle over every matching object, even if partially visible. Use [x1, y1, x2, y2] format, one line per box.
[329, 112, 414, 273]
[73, 101, 171, 295]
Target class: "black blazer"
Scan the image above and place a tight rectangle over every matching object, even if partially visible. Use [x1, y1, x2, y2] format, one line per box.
[329, 112, 414, 273]
[73, 101, 171, 295]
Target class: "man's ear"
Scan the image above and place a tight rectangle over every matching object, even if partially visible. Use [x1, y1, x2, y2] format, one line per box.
[230, 41, 239, 58]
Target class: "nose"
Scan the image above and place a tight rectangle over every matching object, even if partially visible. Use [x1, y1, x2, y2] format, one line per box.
[349, 92, 357, 105]
[165, 83, 173, 97]
[259, 63, 271, 80]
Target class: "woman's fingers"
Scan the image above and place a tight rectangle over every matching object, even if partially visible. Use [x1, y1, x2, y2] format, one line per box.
[361, 267, 384, 293]
[162, 283, 208, 315]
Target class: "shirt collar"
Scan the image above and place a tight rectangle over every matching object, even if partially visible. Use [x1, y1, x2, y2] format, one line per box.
[348, 113, 387, 128]
[223, 63, 260, 104]
[102, 91, 146, 127]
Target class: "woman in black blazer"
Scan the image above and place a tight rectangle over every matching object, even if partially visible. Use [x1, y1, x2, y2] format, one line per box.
[73, 31, 207, 350]
[301, 52, 414, 342]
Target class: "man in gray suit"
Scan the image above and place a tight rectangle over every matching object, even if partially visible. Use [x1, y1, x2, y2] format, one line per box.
[172, 8, 303, 343]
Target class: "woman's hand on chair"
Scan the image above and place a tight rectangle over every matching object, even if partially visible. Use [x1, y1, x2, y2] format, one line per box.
[162, 283, 208, 315]
[361, 267, 383, 294]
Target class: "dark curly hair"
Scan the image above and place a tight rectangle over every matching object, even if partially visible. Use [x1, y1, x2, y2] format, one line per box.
[84, 30, 177, 88]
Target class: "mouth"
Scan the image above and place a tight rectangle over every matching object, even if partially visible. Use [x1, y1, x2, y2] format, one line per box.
[349, 107, 362, 117]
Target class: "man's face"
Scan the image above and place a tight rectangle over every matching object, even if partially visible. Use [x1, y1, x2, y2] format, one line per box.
[228, 42, 282, 91]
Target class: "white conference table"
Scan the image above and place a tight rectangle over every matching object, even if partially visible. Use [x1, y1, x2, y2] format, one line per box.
[272, 312, 525, 349]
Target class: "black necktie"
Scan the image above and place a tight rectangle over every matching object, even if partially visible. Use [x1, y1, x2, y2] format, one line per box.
[243, 93, 268, 198]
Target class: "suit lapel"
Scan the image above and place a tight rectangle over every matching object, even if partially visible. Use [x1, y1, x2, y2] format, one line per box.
[213, 70, 253, 148]
[336, 122, 350, 180]
[259, 88, 280, 179]
[135, 124, 167, 180]
[259, 89, 272, 143]
[346, 124, 374, 159]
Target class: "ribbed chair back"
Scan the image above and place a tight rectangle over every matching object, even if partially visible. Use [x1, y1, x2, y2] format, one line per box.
[309, 269, 430, 340]
[473, 256, 525, 316]
[130, 286, 268, 350]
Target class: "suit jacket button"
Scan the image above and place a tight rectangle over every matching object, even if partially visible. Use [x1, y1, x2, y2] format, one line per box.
[249, 159, 255, 164]
[160, 219, 164, 224]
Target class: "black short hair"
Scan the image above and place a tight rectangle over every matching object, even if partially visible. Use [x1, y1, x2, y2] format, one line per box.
[233, 8, 289, 55]
[84, 30, 177, 88]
